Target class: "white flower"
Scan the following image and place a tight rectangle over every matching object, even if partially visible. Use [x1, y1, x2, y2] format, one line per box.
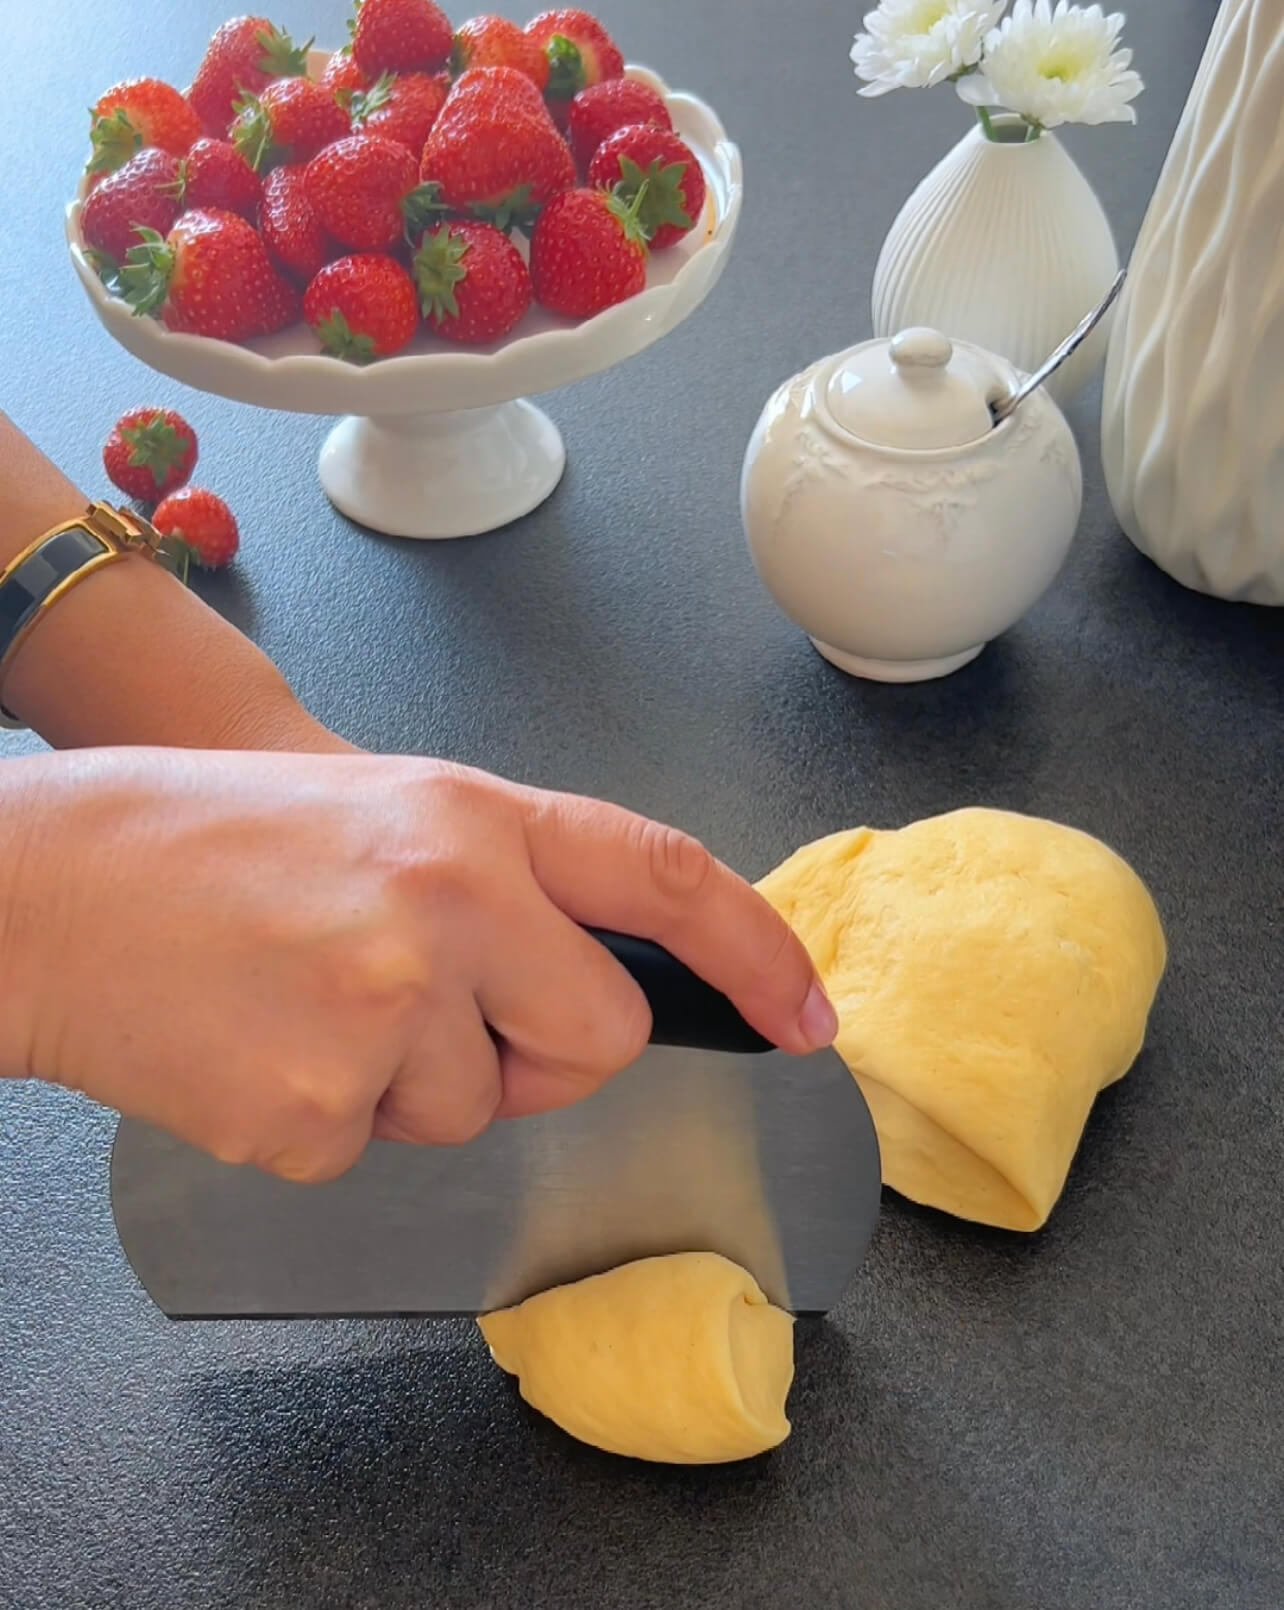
[958, 0, 1144, 127]
[851, 0, 1008, 96]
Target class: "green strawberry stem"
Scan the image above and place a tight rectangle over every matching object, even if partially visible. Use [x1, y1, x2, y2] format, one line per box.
[346, 71, 394, 123]
[469, 183, 537, 236]
[231, 92, 278, 172]
[316, 308, 378, 363]
[121, 415, 189, 488]
[607, 177, 652, 249]
[118, 227, 175, 317]
[255, 23, 312, 78]
[412, 226, 469, 321]
[86, 107, 142, 176]
[543, 33, 585, 100]
[611, 154, 693, 239]
[401, 181, 450, 242]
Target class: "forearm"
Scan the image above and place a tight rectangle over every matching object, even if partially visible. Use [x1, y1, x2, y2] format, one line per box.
[0, 412, 352, 752]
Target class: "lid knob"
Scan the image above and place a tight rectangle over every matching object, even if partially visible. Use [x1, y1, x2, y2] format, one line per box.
[889, 328, 954, 373]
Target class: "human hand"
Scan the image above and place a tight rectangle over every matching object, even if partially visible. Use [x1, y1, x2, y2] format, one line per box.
[4, 748, 836, 1182]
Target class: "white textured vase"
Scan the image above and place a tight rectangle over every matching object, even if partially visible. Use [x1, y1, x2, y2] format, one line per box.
[872, 122, 1120, 406]
[1101, 0, 1284, 605]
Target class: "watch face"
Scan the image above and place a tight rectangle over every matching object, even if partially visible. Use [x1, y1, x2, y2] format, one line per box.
[0, 526, 112, 651]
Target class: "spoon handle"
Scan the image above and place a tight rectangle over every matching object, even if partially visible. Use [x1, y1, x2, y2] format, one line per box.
[990, 269, 1127, 424]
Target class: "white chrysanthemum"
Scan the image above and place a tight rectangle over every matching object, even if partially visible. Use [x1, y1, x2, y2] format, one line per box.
[958, 0, 1143, 127]
[851, 0, 1009, 96]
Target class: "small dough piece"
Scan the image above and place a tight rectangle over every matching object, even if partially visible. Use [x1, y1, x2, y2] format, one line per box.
[757, 808, 1167, 1232]
[479, 1252, 794, 1463]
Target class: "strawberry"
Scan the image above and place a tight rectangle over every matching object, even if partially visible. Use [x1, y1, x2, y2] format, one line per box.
[525, 10, 624, 124]
[120, 208, 299, 342]
[177, 138, 262, 219]
[347, 70, 448, 154]
[88, 80, 203, 176]
[567, 78, 670, 172]
[351, 0, 453, 77]
[412, 219, 532, 344]
[319, 50, 372, 94]
[231, 79, 351, 171]
[419, 67, 575, 232]
[529, 185, 648, 318]
[102, 408, 198, 502]
[80, 148, 182, 267]
[305, 133, 432, 250]
[304, 254, 420, 360]
[589, 125, 706, 250]
[152, 487, 239, 571]
[260, 164, 333, 281]
[189, 18, 311, 138]
[452, 16, 549, 91]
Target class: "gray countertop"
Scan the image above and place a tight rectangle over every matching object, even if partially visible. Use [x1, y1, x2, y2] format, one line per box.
[3, 1, 1282, 1606]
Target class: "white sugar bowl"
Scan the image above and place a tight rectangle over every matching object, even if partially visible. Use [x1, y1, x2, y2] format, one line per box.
[740, 327, 1083, 681]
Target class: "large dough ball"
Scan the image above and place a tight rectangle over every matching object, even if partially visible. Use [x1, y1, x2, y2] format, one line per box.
[479, 1253, 794, 1463]
[757, 808, 1167, 1232]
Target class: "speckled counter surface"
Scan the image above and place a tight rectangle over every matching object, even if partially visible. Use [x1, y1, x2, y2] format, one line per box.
[2, 1, 1280, 1606]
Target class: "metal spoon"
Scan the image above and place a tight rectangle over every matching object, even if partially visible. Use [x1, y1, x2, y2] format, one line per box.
[989, 269, 1126, 425]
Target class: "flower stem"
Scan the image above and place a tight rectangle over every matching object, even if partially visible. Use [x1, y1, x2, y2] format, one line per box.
[976, 105, 997, 140]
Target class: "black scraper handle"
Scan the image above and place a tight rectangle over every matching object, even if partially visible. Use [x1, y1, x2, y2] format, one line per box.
[586, 929, 774, 1054]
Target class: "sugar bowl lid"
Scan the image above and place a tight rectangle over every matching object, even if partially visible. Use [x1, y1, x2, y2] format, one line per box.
[824, 327, 1004, 450]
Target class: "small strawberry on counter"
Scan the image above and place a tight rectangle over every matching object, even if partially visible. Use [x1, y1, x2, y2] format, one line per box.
[81, 148, 182, 268]
[88, 80, 203, 177]
[103, 408, 199, 502]
[178, 138, 262, 219]
[352, 0, 453, 77]
[189, 17, 311, 138]
[260, 164, 334, 282]
[525, 9, 624, 126]
[152, 487, 240, 573]
[452, 16, 549, 90]
[305, 133, 431, 250]
[529, 184, 648, 318]
[589, 125, 705, 249]
[567, 78, 670, 172]
[304, 254, 421, 360]
[412, 219, 532, 343]
[419, 65, 575, 232]
[230, 78, 352, 170]
[346, 70, 449, 155]
[120, 209, 299, 341]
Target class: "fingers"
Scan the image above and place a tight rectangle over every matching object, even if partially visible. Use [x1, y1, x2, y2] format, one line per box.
[518, 791, 837, 1055]
[374, 993, 504, 1147]
[477, 893, 653, 1114]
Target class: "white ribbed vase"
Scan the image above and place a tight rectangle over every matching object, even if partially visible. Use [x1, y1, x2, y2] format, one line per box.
[1101, 0, 1284, 604]
[872, 122, 1120, 406]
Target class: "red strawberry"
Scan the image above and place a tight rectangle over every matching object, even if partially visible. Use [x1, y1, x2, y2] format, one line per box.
[352, 0, 452, 77]
[305, 133, 431, 250]
[80, 148, 182, 266]
[152, 487, 240, 571]
[319, 50, 371, 94]
[419, 67, 575, 232]
[347, 70, 448, 154]
[231, 78, 350, 170]
[120, 208, 299, 342]
[452, 16, 549, 91]
[189, 18, 311, 138]
[567, 78, 670, 171]
[525, 10, 624, 123]
[303, 254, 420, 360]
[529, 185, 647, 318]
[177, 138, 262, 219]
[589, 125, 706, 250]
[88, 80, 203, 176]
[260, 164, 334, 281]
[102, 407, 198, 502]
[412, 219, 532, 343]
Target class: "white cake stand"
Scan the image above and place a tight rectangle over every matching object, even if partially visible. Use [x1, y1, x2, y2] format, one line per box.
[65, 62, 743, 539]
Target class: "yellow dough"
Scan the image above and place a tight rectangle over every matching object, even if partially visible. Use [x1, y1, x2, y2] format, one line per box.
[478, 1253, 794, 1463]
[757, 808, 1167, 1232]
